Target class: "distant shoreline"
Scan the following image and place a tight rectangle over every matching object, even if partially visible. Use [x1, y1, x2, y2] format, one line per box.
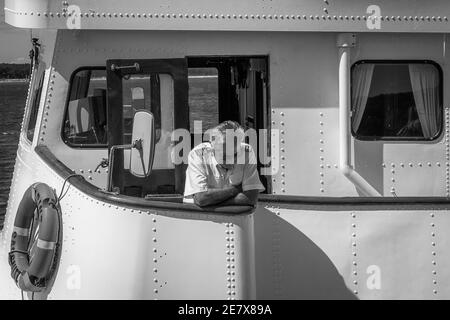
[0, 79, 29, 83]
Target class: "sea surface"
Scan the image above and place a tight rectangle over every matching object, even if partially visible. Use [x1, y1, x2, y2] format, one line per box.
[0, 80, 28, 228]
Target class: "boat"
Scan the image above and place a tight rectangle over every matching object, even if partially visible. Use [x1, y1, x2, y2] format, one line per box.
[1, 0, 450, 299]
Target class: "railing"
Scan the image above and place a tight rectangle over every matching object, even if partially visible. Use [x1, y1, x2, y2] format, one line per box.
[35, 145, 254, 214]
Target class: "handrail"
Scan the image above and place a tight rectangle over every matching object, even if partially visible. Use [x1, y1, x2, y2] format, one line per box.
[35, 145, 254, 215]
[258, 194, 450, 210]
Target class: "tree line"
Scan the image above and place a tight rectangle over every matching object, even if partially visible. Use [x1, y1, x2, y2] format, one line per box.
[0, 63, 30, 79]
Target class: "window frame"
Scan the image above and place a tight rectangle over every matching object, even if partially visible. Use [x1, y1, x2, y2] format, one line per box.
[61, 66, 108, 149]
[350, 59, 444, 142]
[106, 58, 189, 195]
[25, 66, 46, 144]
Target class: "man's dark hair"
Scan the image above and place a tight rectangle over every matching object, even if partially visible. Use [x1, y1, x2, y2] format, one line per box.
[209, 121, 245, 145]
[214, 120, 243, 135]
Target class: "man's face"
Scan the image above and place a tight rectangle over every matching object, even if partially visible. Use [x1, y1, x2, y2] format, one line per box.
[213, 138, 240, 170]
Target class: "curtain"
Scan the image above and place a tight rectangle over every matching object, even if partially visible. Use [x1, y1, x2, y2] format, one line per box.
[409, 64, 440, 139]
[352, 64, 375, 132]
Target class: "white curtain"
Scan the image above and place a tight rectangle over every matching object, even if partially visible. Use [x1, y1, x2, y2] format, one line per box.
[409, 64, 440, 139]
[352, 64, 375, 132]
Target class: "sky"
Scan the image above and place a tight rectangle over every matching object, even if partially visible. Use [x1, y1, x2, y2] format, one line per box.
[0, 0, 30, 63]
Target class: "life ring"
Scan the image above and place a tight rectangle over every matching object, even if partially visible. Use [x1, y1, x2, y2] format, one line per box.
[8, 183, 60, 292]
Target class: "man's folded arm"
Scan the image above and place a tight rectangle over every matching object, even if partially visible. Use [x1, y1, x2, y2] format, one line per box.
[193, 186, 240, 207]
[218, 189, 260, 206]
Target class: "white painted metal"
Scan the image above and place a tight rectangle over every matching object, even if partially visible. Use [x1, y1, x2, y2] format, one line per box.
[6, 0, 450, 33]
[0, 147, 256, 299]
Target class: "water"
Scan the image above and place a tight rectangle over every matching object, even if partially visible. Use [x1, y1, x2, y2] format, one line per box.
[0, 81, 28, 228]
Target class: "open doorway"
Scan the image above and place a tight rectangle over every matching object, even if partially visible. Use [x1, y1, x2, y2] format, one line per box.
[187, 56, 270, 192]
[106, 56, 270, 197]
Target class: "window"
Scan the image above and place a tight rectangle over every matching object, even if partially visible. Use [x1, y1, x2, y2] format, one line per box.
[188, 67, 219, 134]
[26, 68, 45, 142]
[121, 73, 174, 175]
[122, 73, 167, 145]
[351, 61, 442, 140]
[63, 68, 107, 146]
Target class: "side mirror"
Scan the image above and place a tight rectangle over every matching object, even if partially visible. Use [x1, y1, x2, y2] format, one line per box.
[129, 110, 155, 178]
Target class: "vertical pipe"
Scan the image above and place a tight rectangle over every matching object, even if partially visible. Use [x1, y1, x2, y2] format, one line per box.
[337, 34, 380, 197]
[339, 47, 351, 170]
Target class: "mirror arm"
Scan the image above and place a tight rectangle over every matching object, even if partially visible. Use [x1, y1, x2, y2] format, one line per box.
[132, 139, 148, 179]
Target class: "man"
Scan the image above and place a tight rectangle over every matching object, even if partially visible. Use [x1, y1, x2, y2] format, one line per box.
[184, 121, 265, 207]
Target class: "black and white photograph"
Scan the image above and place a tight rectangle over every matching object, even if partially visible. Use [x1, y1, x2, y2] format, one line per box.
[0, 0, 448, 304]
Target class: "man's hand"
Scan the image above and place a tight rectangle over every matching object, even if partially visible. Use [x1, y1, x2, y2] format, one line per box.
[192, 184, 259, 208]
[219, 189, 260, 207]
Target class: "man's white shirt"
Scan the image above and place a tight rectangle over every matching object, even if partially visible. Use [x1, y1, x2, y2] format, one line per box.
[183, 142, 265, 203]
